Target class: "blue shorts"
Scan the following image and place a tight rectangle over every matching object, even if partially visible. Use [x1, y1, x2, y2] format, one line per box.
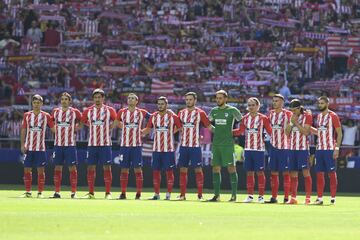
[288, 150, 310, 171]
[315, 150, 336, 172]
[87, 146, 112, 165]
[53, 146, 77, 166]
[24, 151, 47, 168]
[244, 150, 265, 171]
[152, 152, 175, 171]
[269, 147, 289, 171]
[119, 146, 142, 168]
[178, 147, 202, 168]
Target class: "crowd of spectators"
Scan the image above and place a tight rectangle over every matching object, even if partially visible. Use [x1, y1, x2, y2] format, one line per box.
[0, 0, 360, 156]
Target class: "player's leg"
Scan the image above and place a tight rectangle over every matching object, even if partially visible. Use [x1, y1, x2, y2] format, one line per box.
[68, 165, 78, 199]
[266, 147, 279, 203]
[66, 146, 78, 198]
[287, 150, 298, 204]
[150, 152, 161, 200]
[101, 146, 113, 199]
[35, 151, 47, 198]
[244, 151, 254, 202]
[51, 147, 63, 198]
[178, 147, 190, 200]
[223, 145, 237, 202]
[255, 151, 266, 203]
[324, 150, 337, 204]
[191, 147, 204, 200]
[84, 147, 97, 198]
[194, 167, 204, 200]
[164, 152, 175, 200]
[208, 145, 221, 202]
[314, 150, 325, 204]
[299, 150, 312, 204]
[21, 152, 33, 197]
[119, 147, 131, 199]
[280, 150, 290, 203]
[132, 146, 143, 200]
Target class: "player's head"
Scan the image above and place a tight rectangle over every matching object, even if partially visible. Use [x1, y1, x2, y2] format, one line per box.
[32, 94, 43, 111]
[60, 92, 72, 108]
[127, 93, 139, 107]
[185, 92, 197, 108]
[215, 90, 228, 107]
[317, 96, 329, 112]
[272, 94, 284, 110]
[157, 96, 168, 113]
[289, 99, 304, 116]
[247, 97, 260, 113]
[92, 88, 105, 107]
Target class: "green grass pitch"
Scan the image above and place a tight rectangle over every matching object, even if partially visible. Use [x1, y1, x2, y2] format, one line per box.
[0, 185, 359, 240]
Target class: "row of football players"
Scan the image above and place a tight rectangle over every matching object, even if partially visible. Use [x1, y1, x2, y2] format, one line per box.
[20, 89, 341, 204]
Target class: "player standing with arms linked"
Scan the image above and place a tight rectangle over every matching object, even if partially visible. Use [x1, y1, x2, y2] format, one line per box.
[115, 93, 150, 200]
[312, 96, 342, 205]
[177, 92, 212, 200]
[80, 89, 117, 199]
[20, 94, 54, 198]
[208, 90, 242, 202]
[142, 96, 182, 200]
[50, 92, 82, 199]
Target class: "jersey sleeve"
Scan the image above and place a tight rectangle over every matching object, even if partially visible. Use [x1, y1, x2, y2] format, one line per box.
[173, 114, 182, 129]
[146, 114, 154, 128]
[50, 109, 56, 122]
[208, 109, 214, 122]
[304, 113, 313, 126]
[21, 113, 28, 129]
[285, 110, 293, 123]
[263, 115, 272, 135]
[233, 108, 242, 121]
[332, 113, 341, 128]
[116, 109, 123, 122]
[46, 113, 55, 128]
[233, 119, 245, 136]
[200, 110, 211, 127]
[109, 107, 117, 121]
[81, 109, 89, 124]
[142, 109, 151, 119]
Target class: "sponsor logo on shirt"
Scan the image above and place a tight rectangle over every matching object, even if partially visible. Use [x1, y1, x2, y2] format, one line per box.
[215, 119, 227, 125]
[92, 120, 104, 126]
[57, 121, 70, 127]
[29, 126, 42, 132]
[183, 123, 195, 128]
[125, 123, 139, 128]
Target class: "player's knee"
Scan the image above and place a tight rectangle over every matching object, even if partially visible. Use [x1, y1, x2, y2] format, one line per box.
[134, 167, 142, 173]
[180, 167, 188, 173]
[122, 168, 130, 173]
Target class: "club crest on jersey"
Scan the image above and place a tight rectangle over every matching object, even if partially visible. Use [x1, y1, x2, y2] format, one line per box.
[225, 113, 229, 118]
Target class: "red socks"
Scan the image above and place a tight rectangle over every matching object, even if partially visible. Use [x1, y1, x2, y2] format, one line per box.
[304, 176, 312, 199]
[316, 172, 325, 198]
[135, 171, 143, 194]
[195, 171, 204, 196]
[179, 172, 187, 196]
[37, 172, 45, 193]
[24, 172, 32, 192]
[153, 170, 161, 194]
[271, 174, 279, 198]
[166, 170, 174, 193]
[283, 173, 290, 199]
[70, 169, 77, 193]
[258, 174, 266, 196]
[104, 168, 112, 194]
[54, 170, 62, 193]
[120, 172, 129, 194]
[290, 176, 298, 198]
[87, 169, 96, 194]
[246, 175, 255, 195]
[329, 172, 337, 198]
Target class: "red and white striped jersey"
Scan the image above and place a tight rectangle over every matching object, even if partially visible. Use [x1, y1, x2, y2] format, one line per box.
[146, 111, 182, 152]
[81, 105, 117, 146]
[52, 107, 82, 147]
[316, 111, 341, 150]
[289, 113, 313, 150]
[178, 107, 210, 147]
[269, 109, 292, 149]
[22, 111, 54, 151]
[233, 113, 272, 151]
[117, 107, 150, 147]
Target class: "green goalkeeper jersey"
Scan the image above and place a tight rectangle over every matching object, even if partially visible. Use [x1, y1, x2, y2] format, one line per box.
[209, 105, 242, 146]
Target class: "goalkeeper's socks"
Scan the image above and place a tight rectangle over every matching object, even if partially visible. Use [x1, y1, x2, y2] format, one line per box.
[213, 172, 221, 196]
[230, 172, 238, 197]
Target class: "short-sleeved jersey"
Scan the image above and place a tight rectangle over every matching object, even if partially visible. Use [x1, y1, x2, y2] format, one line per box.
[289, 112, 313, 150]
[316, 110, 341, 150]
[52, 107, 82, 146]
[22, 110, 54, 151]
[178, 107, 210, 147]
[234, 113, 272, 151]
[269, 109, 292, 149]
[81, 104, 117, 146]
[146, 111, 182, 152]
[116, 107, 150, 147]
[209, 105, 242, 146]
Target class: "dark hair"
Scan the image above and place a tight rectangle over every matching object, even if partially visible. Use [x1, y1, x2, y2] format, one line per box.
[273, 94, 284, 101]
[185, 92, 197, 99]
[61, 92, 72, 101]
[157, 96, 168, 104]
[318, 96, 329, 103]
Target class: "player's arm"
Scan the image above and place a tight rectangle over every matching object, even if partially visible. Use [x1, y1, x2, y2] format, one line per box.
[295, 114, 312, 136]
[142, 115, 153, 137]
[310, 127, 318, 135]
[46, 113, 55, 133]
[173, 114, 182, 134]
[333, 115, 342, 159]
[233, 107, 242, 122]
[207, 109, 215, 132]
[20, 115, 27, 154]
[263, 116, 272, 135]
[233, 120, 245, 136]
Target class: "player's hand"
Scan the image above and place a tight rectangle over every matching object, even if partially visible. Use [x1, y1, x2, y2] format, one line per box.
[21, 145, 27, 154]
[291, 115, 298, 124]
[333, 149, 339, 159]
